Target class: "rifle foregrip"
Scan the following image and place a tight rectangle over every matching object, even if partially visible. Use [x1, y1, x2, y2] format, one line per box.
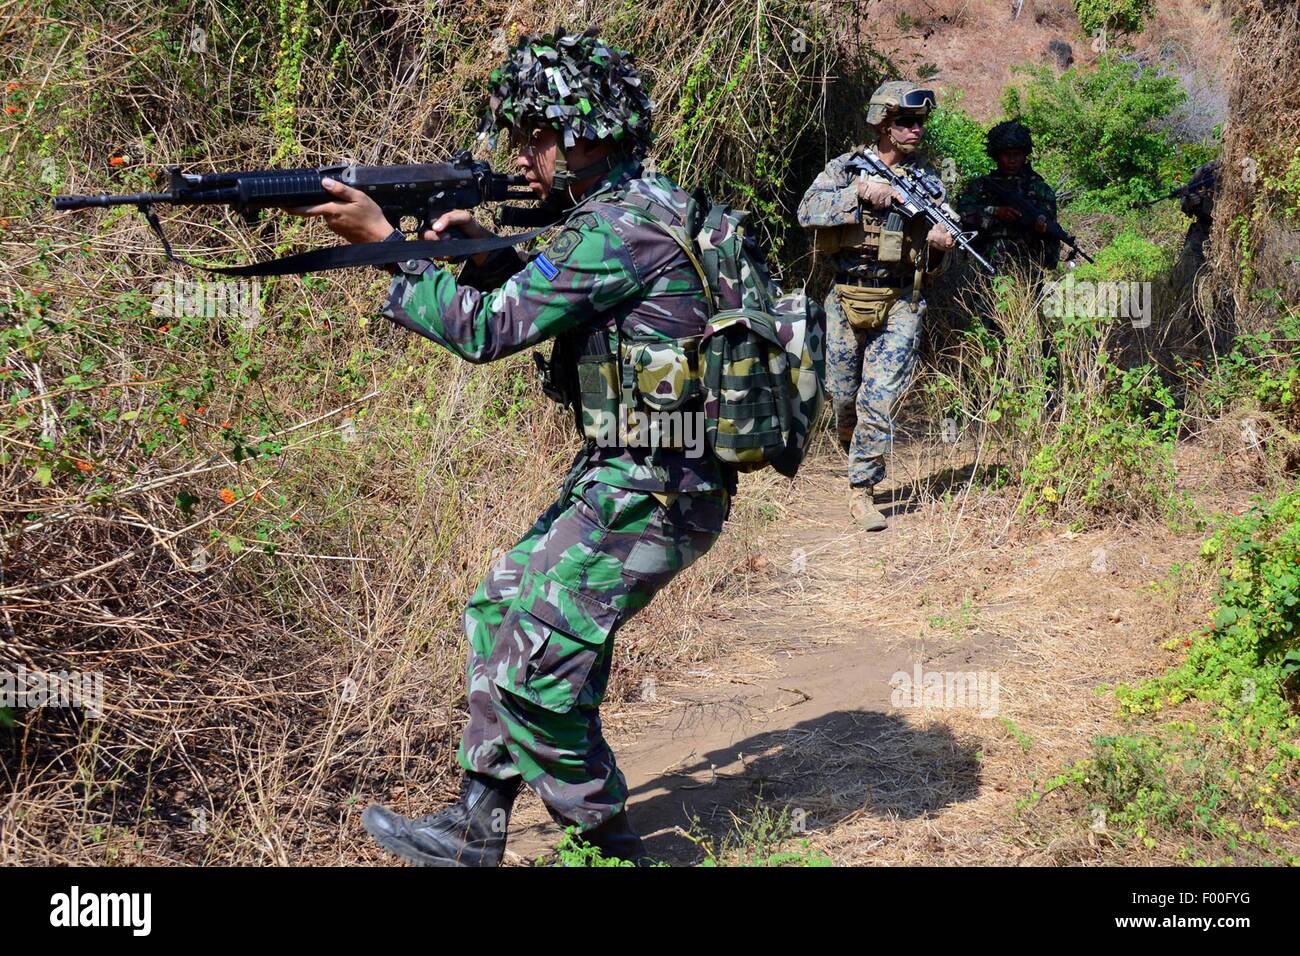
[237, 171, 329, 209]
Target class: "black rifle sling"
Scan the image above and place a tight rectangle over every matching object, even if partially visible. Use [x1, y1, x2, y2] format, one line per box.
[138, 203, 547, 278]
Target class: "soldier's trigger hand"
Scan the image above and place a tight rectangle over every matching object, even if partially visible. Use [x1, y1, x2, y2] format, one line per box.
[858, 178, 901, 209]
[422, 209, 495, 265]
[993, 206, 1021, 223]
[1033, 215, 1048, 235]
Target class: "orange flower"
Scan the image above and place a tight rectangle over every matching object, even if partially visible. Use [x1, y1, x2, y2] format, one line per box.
[176, 414, 188, 426]
[109, 155, 126, 166]
[195, 405, 206, 415]
[0, 219, 9, 230]
[290, 514, 301, 522]
[252, 490, 264, 502]
[75, 459, 93, 473]
[5, 82, 19, 92]
[3, 105, 19, 114]
[159, 324, 171, 334]
[219, 488, 237, 505]
[220, 419, 232, 430]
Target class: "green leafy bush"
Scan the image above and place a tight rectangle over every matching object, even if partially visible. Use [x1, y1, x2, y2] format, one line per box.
[1072, 227, 1175, 283]
[1018, 361, 1181, 526]
[921, 97, 992, 194]
[1072, 0, 1155, 37]
[1000, 53, 1194, 210]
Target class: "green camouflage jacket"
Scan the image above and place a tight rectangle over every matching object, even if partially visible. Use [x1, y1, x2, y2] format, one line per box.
[381, 159, 729, 493]
[956, 167, 1058, 269]
[797, 145, 953, 283]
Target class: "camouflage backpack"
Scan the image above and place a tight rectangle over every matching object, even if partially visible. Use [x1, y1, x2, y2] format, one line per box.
[616, 188, 827, 477]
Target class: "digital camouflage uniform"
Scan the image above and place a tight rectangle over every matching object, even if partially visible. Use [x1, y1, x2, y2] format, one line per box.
[797, 145, 951, 488]
[381, 158, 730, 832]
[956, 167, 1059, 272]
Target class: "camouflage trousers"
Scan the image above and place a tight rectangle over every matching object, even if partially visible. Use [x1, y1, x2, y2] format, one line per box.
[456, 473, 727, 831]
[825, 287, 925, 488]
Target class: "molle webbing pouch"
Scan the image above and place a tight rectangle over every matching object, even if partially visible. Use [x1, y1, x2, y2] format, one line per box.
[619, 335, 703, 413]
[815, 220, 882, 256]
[834, 284, 899, 333]
[615, 333, 703, 450]
[535, 327, 621, 444]
[877, 212, 905, 263]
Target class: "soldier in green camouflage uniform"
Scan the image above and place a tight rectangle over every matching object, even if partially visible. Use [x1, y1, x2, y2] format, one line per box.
[957, 121, 1059, 273]
[290, 28, 730, 866]
[798, 81, 956, 531]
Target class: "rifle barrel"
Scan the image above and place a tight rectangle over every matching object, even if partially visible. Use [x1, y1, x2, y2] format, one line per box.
[52, 192, 175, 210]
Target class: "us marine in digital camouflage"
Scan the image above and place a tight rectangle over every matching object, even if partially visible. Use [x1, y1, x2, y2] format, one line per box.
[957, 121, 1060, 273]
[289, 27, 731, 866]
[798, 81, 956, 531]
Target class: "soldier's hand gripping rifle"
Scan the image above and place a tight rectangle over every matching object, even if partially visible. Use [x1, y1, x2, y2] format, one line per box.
[981, 178, 1095, 265]
[51, 151, 544, 276]
[845, 151, 995, 275]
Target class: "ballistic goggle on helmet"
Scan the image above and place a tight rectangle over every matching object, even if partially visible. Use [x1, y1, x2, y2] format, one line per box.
[865, 81, 937, 126]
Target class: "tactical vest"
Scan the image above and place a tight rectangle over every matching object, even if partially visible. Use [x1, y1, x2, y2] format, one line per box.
[534, 183, 705, 453]
[536, 180, 825, 476]
[815, 152, 934, 274]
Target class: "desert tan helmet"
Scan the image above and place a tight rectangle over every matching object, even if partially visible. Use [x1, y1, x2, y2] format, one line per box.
[865, 81, 937, 126]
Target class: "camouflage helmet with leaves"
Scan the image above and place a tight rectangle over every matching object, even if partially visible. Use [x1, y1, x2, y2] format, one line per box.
[865, 80, 937, 126]
[986, 120, 1033, 156]
[479, 26, 653, 155]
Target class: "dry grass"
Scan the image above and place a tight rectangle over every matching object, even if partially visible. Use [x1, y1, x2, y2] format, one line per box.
[0, 0, 874, 864]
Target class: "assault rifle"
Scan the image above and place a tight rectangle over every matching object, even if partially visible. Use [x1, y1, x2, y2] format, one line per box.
[981, 178, 1095, 264]
[51, 151, 546, 276]
[844, 152, 995, 275]
[1139, 164, 1218, 208]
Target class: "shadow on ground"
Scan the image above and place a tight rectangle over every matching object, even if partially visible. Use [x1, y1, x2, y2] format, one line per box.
[625, 709, 982, 865]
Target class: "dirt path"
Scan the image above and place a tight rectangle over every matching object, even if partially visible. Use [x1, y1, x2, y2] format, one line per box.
[506, 444, 1234, 865]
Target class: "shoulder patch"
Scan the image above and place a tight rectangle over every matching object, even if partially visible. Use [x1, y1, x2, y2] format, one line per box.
[533, 252, 560, 281]
[545, 227, 583, 265]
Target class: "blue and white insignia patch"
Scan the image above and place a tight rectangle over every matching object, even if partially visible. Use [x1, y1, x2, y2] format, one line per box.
[534, 253, 560, 281]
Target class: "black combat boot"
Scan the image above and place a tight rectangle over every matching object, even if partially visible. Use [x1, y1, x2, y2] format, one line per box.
[362, 772, 522, 867]
[578, 812, 651, 866]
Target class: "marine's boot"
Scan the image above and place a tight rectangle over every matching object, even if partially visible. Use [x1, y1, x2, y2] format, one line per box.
[575, 812, 651, 866]
[362, 772, 521, 867]
[848, 485, 888, 531]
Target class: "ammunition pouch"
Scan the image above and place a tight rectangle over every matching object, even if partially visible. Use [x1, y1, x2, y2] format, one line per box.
[814, 220, 883, 256]
[536, 326, 703, 450]
[878, 212, 905, 263]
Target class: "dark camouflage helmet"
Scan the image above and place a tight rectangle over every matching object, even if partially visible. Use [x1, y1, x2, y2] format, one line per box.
[986, 120, 1033, 156]
[479, 27, 653, 155]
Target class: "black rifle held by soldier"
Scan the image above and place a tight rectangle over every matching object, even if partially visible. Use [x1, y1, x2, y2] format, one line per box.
[1139, 163, 1218, 208]
[52, 151, 544, 276]
[981, 177, 1095, 264]
[845, 151, 995, 275]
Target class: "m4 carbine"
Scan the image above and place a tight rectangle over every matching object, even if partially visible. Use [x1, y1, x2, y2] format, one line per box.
[845, 152, 995, 275]
[981, 178, 1095, 264]
[52, 152, 544, 276]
